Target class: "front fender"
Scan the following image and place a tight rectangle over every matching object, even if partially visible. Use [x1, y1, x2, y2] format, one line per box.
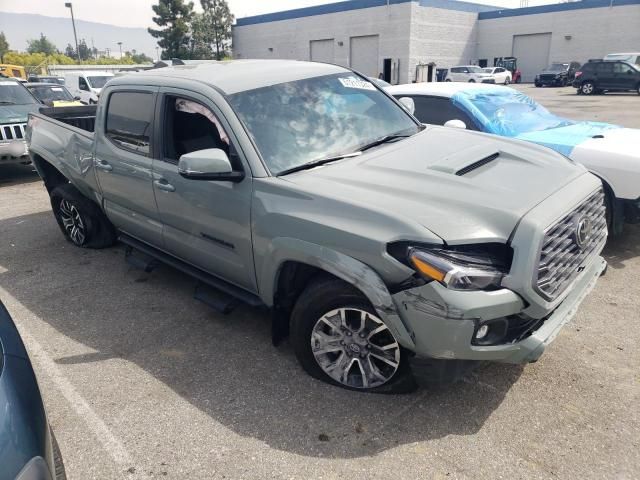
[257, 237, 416, 350]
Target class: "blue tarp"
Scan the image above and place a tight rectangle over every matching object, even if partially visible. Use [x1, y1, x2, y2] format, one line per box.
[451, 87, 620, 155]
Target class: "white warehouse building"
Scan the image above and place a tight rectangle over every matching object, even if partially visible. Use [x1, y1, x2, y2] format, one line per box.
[232, 0, 640, 84]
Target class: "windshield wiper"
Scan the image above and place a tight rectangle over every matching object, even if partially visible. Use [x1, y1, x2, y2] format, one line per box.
[277, 151, 362, 176]
[0, 101, 17, 105]
[357, 133, 412, 153]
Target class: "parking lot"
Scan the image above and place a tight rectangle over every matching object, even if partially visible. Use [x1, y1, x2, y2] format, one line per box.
[1, 85, 639, 480]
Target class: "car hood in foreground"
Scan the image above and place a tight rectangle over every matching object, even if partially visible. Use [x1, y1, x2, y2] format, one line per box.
[284, 126, 586, 244]
[0, 104, 39, 125]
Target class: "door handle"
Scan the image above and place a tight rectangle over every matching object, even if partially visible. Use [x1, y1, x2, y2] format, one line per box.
[154, 179, 175, 192]
[95, 159, 113, 172]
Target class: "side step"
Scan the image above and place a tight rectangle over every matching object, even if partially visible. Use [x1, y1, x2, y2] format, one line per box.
[125, 245, 160, 273]
[194, 282, 239, 314]
[118, 233, 265, 309]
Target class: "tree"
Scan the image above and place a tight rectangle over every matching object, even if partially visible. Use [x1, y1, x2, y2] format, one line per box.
[27, 33, 58, 56]
[148, 0, 194, 60]
[189, 13, 213, 60]
[198, 0, 234, 60]
[78, 38, 91, 61]
[0, 32, 9, 63]
[65, 43, 76, 60]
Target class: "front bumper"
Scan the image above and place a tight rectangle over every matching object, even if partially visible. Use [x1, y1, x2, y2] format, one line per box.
[0, 140, 30, 165]
[481, 78, 496, 84]
[393, 255, 605, 364]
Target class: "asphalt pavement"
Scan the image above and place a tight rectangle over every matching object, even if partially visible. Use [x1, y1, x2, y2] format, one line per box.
[0, 85, 638, 479]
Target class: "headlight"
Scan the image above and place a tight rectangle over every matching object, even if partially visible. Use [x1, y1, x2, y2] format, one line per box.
[406, 246, 511, 291]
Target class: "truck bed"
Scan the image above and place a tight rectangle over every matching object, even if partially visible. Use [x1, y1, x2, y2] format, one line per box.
[37, 105, 97, 133]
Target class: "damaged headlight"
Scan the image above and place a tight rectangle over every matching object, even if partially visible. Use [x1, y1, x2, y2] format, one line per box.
[388, 243, 512, 291]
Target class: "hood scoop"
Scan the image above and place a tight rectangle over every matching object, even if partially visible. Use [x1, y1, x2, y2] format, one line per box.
[427, 142, 501, 176]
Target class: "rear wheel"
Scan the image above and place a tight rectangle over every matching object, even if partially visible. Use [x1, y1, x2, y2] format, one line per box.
[290, 277, 414, 393]
[504, 77, 510, 85]
[445, 79, 452, 82]
[50, 184, 116, 248]
[581, 81, 595, 95]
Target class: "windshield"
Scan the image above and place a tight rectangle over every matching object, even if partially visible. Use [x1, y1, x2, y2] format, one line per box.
[228, 73, 419, 175]
[30, 85, 74, 104]
[467, 66, 484, 73]
[548, 63, 568, 71]
[451, 88, 573, 137]
[0, 81, 38, 105]
[87, 75, 112, 89]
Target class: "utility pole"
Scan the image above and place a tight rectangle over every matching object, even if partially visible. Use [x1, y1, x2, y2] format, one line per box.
[64, 2, 81, 64]
[117, 41, 123, 60]
[156, 46, 160, 61]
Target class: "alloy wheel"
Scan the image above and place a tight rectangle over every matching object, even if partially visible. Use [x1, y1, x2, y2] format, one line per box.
[582, 82, 594, 95]
[310, 308, 400, 389]
[59, 199, 86, 245]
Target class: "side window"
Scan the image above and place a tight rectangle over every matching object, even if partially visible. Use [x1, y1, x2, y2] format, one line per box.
[105, 91, 154, 156]
[163, 96, 238, 167]
[614, 63, 634, 74]
[408, 96, 477, 130]
[78, 77, 89, 91]
[596, 63, 613, 74]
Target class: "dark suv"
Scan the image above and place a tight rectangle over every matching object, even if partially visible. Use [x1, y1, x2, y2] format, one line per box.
[573, 60, 640, 95]
[535, 61, 581, 87]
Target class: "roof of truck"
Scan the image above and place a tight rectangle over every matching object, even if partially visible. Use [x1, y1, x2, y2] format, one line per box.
[109, 60, 349, 94]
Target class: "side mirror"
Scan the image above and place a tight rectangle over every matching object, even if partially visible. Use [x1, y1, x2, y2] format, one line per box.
[398, 97, 415, 115]
[444, 119, 467, 129]
[74, 96, 81, 100]
[178, 148, 244, 182]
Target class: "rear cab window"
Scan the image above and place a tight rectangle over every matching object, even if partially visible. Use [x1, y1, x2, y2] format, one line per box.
[105, 91, 155, 156]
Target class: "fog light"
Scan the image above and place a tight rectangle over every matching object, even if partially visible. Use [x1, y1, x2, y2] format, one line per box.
[476, 324, 489, 339]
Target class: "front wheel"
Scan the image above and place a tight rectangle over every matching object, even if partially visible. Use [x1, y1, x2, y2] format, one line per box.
[504, 77, 510, 85]
[50, 184, 116, 248]
[290, 277, 414, 393]
[581, 81, 595, 95]
[468, 79, 476, 83]
[445, 78, 452, 82]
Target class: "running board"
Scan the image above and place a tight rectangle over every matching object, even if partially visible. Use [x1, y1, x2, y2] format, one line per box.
[118, 233, 264, 308]
[194, 282, 238, 314]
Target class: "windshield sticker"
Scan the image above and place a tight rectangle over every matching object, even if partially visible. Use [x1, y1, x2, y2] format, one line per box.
[51, 87, 64, 91]
[0, 81, 19, 86]
[339, 77, 376, 91]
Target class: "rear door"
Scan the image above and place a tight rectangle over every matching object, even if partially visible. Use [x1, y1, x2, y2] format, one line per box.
[595, 62, 615, 89]
[94, 87, 163, 243]
[151, 88, 257, 291]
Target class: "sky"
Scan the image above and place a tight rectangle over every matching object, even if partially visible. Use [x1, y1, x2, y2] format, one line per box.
[0, 0, 560, 29]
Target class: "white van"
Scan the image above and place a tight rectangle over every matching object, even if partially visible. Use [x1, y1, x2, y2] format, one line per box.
[603, 52, 640, 66]
[64, 71, 114, 104]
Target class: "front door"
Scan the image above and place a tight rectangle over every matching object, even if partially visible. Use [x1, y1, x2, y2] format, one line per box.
[94, 87, 163, 243]
[612, 62, 637, 89]
[151, 88, 256, 292]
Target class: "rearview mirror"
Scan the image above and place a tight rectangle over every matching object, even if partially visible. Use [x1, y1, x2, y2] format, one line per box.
[178, 148, 244, 182]
[444, 119, 467, 130]
[398, 97, 415, 115]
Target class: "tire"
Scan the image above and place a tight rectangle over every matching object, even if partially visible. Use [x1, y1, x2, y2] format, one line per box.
[290, 277, 415, 393]
[50, 184, 116, 248]
[636, 83, 640, 95]
[468, 79, 476, 83]
[581, 81, 595, 95]
[561, 77, 568, 87]
[51, 430, 67, 480]
[534, 81, 541, 87]
[504, 77, 510, 85]
[445, 79, 452, 82]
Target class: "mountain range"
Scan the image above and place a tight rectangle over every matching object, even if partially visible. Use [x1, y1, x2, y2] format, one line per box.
[0, 12, 159, 59]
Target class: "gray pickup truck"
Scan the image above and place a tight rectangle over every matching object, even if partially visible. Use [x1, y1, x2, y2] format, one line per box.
[27, 60, 607, 392]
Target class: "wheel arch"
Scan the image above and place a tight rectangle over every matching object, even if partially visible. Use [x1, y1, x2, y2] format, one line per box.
[31, 154, 70, 193]
[262, 238, 415, 349]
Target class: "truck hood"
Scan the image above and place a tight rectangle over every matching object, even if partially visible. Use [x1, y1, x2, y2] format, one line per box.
[0, 104, 39, 124]
[285, 126, 586, 244]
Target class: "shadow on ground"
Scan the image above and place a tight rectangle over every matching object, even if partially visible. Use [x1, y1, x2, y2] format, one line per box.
[0, 163, 40, 187]
[602, 223, 640, 269]
[1, 211, 527, 459]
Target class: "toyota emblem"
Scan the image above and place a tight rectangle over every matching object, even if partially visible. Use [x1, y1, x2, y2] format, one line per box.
[574, 215, 592, 249]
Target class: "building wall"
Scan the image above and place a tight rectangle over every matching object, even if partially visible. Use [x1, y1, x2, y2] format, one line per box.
[477, 4, 640, 76]
[232, 3, 414, 83]
[409, 3, 479, 82]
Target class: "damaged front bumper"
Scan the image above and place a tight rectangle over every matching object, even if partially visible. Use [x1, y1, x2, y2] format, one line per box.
[392, 255, 606, 365]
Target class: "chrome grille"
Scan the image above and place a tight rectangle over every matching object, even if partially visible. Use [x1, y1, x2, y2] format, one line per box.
[0, 123, 26, 141]
[535, 189, 607, 300]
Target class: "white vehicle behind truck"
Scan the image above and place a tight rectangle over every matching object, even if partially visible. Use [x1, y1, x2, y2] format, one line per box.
[64, 71, 114, 105]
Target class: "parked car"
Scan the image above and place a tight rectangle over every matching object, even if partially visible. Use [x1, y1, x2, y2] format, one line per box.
[27, 75, 66, 85]
[445, 65, 496, 83]
[28, 61, 606, 392]
[0, 78, 40, 165]
[368, 76, 391, 87]
[573, 60, 640, 95]
[63, 71, 114, 104]
[387, 81, 640, 234]
[0, 301, 67, 480]
[604, 52, 640, 66]
[482, 67, 512, 85]
[534, 62, 581, 87]
[26, 83, 83, 107]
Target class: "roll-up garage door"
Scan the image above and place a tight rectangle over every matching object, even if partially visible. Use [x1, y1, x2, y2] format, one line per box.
[512, 33, 552, 83]
[310, 39, 335, 64]
[350, 35, 380, 77]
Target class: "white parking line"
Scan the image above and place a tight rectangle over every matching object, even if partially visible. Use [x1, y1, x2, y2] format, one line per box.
[0, 287, 134, 477]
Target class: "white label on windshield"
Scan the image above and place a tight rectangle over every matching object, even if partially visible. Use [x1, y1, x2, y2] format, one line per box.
[0, 81, 18, 86]
[339, 77, 376, 91]
[51, 87, 63, 91]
